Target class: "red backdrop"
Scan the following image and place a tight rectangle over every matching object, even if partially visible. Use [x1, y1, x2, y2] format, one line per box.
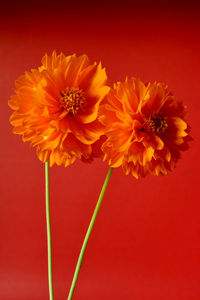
[1, 1, 200, 299]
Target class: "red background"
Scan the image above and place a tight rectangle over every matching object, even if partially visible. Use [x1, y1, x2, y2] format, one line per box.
[1, 1, 200, 299]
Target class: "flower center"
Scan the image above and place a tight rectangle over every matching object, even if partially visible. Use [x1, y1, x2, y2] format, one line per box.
[144, 113, 168, 134]
[60, 87, 86, 115]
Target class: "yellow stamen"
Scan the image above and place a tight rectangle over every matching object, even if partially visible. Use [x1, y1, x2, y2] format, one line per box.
[60, 87, 86, 115]
[144, 113, 168, 134]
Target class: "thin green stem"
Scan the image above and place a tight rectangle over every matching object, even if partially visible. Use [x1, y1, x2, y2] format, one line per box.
[67, 167, 113, 300]
[45, 161, 54, 300]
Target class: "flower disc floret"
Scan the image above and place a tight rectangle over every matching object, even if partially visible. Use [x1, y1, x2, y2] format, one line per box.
[60, 87, 86, 115]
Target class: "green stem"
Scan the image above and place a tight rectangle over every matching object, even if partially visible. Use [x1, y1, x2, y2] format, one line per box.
[45, 161, 54, 300]
[67, 167, 113, 300]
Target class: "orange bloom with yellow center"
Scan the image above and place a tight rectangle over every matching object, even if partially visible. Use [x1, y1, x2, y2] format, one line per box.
[100, 77, 191, 179]
[9, 52, 110, 166]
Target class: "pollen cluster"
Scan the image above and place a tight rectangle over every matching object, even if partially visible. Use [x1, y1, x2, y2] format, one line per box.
[144, 113, 168, 134]
[60, 87, 86, 115]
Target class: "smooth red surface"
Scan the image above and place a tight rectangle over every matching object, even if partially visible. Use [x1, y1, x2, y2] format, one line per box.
[1, 2, 200, 299]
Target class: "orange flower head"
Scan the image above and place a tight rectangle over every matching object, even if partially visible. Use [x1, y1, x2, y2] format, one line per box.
[9, 52, 110, 167]
[99, 77, 191, 179]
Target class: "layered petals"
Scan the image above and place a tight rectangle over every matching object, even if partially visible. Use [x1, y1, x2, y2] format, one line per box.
[100, 78, 191, 179]
[9, 52, 110, 166]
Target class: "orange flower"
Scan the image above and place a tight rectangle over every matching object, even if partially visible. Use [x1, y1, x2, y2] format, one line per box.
[9, 52, 110, 166]
[99, 77, 191, 179]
